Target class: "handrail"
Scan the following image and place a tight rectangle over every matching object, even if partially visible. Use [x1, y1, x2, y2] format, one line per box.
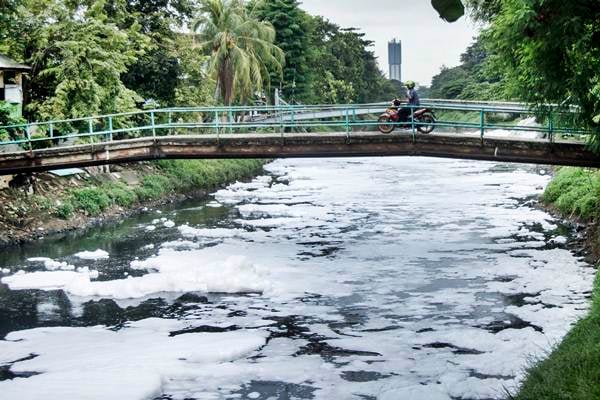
[0, 102, 589, 152]
[0, 99, 580, 130]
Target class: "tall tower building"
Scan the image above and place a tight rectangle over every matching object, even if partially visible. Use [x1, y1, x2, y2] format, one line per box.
[388, 39, 402, 81]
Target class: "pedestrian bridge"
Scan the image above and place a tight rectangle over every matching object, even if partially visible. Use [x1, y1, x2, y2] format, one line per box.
[0, 102, 595, 175]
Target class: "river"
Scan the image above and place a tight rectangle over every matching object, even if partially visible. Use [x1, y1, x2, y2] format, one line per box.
[0, 157, 594, 400]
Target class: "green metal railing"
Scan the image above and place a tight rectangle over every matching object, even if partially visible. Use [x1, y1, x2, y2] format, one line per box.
[0, 102, 589, 152]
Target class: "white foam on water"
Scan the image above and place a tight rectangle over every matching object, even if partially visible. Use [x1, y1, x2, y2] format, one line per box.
[178, 225, 245, 239]
[73, 249, 109, 260]
[3, 250, 270, 299]
[27, 257, 75, 271]
[0, 318, 267, 400]
[2, 269, 99, 291]
[160, 240, 200, 250]
[1, 157, 594, 400]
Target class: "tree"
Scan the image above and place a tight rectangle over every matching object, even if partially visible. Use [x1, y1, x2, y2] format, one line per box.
[0, 0, 21, 57]
[314, 71, 355, 104]
[26, 2, 147, 120]
[173, 35, 216, 107]
[306, 18, 394, 104]
[253, 0, 312, 103]
[429, 36, 507, 101]
[103, 0, 195, 106]
[479, 0, 600, 141]
[2, 0, 149, 121]
[193, 0, 284, 105]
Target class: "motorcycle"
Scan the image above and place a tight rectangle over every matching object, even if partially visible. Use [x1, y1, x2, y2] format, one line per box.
[378, 99, 436, 134]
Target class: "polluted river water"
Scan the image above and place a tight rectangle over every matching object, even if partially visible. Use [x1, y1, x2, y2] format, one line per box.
[0, 157, 595, 400]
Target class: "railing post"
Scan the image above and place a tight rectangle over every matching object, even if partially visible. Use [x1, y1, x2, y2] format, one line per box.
[168, 111, 173, 136]
[279, 105, 284, 134]
[150, 111, 156, 137]
[26, 125, 31, 150]
[215, 111, 219, 135]
[49, 123, 54, 139]
[548, 110, 554, 144]
[228, 110, 233, 134]
[345, 108, 350, 138]
[108, 116, 113, 141]
[480, 109, 485, 145]
[88, 119, 94, 142]
[411, 105, 416, 142]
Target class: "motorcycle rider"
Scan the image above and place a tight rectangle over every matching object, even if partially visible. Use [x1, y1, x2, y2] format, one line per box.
[398, 80, 420, 122]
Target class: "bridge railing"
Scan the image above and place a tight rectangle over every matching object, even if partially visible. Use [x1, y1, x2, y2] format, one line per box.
[0, 102, 589, 152]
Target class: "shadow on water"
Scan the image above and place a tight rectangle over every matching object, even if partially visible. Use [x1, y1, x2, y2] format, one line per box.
[0, 288, 211, 339]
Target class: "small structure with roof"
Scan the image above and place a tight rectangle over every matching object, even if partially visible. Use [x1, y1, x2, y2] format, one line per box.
[0, 54, 31, 117]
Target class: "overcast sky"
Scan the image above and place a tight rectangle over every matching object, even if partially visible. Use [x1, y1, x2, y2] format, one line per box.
[299, 0, 481, 86]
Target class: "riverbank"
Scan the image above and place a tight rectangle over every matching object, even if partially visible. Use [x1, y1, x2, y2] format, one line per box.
[0, 159, 266, 247]
[515, 167, 600, 400]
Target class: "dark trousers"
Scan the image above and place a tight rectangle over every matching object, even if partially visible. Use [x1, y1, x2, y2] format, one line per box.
[397, 107, 411, 122]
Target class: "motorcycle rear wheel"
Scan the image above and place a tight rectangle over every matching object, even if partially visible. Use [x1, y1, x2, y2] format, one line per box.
[378, 116, 395, 134]
[417, 114, 435, 134]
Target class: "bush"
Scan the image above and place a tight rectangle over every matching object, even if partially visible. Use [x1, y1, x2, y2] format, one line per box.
[54, 201, 75, 219]
[45, 159, 266, 220]
[70, 187, 112, 216]
[33, 195, 54, 212]
[544, 168, 600, 220]
[0, 100, 27, 142]
[134, 174, 173, 201]
[27, 132, 53, 150]
[105, 183, 138, 207]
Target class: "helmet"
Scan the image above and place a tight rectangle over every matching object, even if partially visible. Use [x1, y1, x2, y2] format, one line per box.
[405, 80, 416, 89]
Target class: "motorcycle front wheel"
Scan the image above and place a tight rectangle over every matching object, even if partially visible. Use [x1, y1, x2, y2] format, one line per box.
[378, 115, 395, 134]
[417, 113, 435, 134]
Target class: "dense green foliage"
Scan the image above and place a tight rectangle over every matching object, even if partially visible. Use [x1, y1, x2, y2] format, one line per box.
[429, 36, 505, 101]
[513, 272, 600, 400]
[193, 0, 284, 105]
[54, 159, 265, 218]
[108, 0, 195, 106]
[463, 0, 600, 142]
[307, 21, 398, 104]
[253, 0, 311, 103]
[543, 168, 600, 221]
[251, 1, 400, 104]
[1, 0, 399, 123]
[0, 101, 26, 141]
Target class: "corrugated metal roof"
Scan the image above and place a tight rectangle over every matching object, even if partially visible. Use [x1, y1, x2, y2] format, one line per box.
[49, 168, 86, 176]
[0, 54, 31, 72]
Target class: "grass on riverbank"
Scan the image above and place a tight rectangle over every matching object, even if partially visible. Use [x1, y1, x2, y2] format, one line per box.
[513, 167, 600, 400]
[56, 159, 265, 218]
[543, 167, 600, 220]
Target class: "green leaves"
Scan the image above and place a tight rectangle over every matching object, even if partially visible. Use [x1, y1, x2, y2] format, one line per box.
[253, 0, 311, 102]
[431, 0, 465, 22]
[194, 0, 284, 105]
[483, 0, 600, 144]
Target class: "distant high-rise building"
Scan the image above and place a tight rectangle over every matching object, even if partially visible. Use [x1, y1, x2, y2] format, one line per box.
[388, 39, 402, 81]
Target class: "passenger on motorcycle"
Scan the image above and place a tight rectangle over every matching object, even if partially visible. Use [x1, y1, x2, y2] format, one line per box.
[398, 81, 420, 122]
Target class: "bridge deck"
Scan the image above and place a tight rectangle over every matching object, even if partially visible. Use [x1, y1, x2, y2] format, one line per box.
[0, 131, 596, 175]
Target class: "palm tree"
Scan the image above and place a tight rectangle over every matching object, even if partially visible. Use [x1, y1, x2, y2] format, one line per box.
[193, 0, 284, 105]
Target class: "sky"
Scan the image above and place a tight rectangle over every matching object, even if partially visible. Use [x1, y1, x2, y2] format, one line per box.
[299, 0, 481, 86]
